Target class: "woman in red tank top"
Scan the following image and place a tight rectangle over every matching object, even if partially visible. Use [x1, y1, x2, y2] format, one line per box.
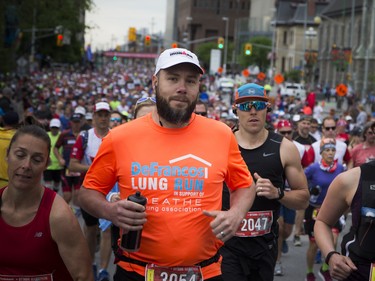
[0, 125, 94, 281]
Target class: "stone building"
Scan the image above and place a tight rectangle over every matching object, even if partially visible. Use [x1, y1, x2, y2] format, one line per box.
[316, 0, 373, 99]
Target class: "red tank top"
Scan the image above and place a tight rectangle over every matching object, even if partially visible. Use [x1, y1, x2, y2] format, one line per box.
[0, 187, 73, 280]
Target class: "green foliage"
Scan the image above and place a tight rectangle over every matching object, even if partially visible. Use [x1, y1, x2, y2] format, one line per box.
[195, 41, 233, 71]
[238, 37, 272, 71]
[0, 0, 93, 72]
[284, 69, 302, 83]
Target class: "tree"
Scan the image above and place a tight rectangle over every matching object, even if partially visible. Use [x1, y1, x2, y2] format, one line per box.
[0, 0, 93, 73]
[238, 36, 272, 71]
[284, 69, 302, 83]
[195, 41, 233, 72]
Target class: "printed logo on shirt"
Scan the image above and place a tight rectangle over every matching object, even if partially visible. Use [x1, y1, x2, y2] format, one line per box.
[131, 154, 210, 192]
[130, 154, 212, 214]
[34, 232, 43, 238]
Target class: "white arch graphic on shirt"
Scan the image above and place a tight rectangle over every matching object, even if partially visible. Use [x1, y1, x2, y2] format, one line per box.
[169, 154, 212, 167]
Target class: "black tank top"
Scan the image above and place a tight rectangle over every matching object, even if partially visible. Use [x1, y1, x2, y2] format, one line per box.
[222, 131, 284, 257]
[342, 161, 375, 263]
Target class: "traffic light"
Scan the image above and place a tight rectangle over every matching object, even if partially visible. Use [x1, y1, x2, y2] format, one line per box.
[128, 27, 136, 42]
[245, 43, 252, 55]
[56, 34, 63, 46]
[144, 35, 151, 46]
[218, 37, 224, 49]
[171, 42, 178, 48]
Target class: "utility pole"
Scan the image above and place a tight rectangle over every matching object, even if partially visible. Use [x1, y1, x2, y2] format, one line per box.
[30, 7, 36, 64]
[270, 8, 277, 81]
[222, 17, 229, 76]
[302, 1, 307, 84]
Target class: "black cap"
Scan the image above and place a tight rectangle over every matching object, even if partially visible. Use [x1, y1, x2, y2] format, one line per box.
[3, 111, 19, 126]
[351, 126, 362, 136]
[71, 113, 82, 122]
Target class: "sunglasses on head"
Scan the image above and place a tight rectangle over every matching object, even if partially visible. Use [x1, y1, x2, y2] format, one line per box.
[110, 117, 122, 122]
[236, 101, 269, 112]
[279, 130, 292, 135]
[136, 97, 156, 105]
[324, 126, 336, 131]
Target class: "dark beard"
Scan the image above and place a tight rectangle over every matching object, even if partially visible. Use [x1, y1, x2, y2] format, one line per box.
[155, 86, 197, 125]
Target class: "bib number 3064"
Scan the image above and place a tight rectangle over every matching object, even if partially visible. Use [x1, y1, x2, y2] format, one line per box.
[235, 210, 273, 237]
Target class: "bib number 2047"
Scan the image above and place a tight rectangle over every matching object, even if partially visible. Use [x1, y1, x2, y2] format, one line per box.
[235, 210, 273, 237]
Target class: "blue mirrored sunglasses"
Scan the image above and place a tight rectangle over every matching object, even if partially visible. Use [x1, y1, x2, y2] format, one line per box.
[110, 117, 122, 122]
[236, 101, 268, 111]
[136, 97, 156, 105]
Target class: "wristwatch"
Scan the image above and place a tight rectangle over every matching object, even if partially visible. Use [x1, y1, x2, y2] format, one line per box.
[277, 188, 284, 200]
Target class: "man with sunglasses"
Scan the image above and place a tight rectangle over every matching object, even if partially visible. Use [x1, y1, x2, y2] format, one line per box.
[291, 115, 316, 247]
[221, 83, 309, 281]
[79, 48, 256, 281]
[195, 100, 208, 117]
[310, 116, 351, 166]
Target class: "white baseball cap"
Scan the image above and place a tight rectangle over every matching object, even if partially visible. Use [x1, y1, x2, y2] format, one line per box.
[85, 112, 93, 120]
[94, 102, 110, 112]
[74, 106, 86, 116]
[49, 118, 61, 128]
[154, 48, 204, 75]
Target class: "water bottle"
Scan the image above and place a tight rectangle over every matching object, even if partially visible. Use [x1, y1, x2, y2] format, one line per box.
[310, 185, 321, 204]
[120, 191, 147, 252]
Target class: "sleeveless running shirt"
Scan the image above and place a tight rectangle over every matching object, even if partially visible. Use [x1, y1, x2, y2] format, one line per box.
[0, 187, 73, 280]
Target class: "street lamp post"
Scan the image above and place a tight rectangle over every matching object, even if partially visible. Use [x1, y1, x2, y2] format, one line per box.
[302, 2, 307, 84]
[305, 27, 317, 88]
[222, 17, 229, 76]
[270, 8, 277, 81]
[185, 16, 193, 50]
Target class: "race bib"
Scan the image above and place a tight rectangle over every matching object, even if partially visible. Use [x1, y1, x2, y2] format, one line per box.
[0, 273, 53, 281]
[370, 263, 375, 281]
[312, 208, 320, 220]
[235, 210, 273, 237]
[145, 264, 203, 281]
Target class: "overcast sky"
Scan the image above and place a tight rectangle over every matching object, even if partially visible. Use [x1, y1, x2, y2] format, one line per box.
[85, 0, 167, 51]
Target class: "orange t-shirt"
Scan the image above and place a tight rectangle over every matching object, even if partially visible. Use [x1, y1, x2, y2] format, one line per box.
[83, 113, 253, 279]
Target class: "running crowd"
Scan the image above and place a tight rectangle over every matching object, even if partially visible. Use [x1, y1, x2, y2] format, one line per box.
[0, 48, 374, 281]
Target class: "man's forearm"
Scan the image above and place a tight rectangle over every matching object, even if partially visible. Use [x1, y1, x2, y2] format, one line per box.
[79, 187, 112, 221]
[69, 160, 89, 173]
[279, 189, 309, 210]
[229, 185, 256, 217]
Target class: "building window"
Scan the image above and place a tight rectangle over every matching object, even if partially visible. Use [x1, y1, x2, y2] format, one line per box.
[282, 57, 286, 73]
[283, 30, 287, 45]
[229, 1, 233, 9]
[289, 30, 294, 45]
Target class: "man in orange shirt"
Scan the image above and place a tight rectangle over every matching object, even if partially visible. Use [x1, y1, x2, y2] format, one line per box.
[79, 48, 256, 281]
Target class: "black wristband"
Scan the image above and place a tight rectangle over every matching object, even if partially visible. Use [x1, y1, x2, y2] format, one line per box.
[325, 251, 340, 264]
[277, 188, 284, 200]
